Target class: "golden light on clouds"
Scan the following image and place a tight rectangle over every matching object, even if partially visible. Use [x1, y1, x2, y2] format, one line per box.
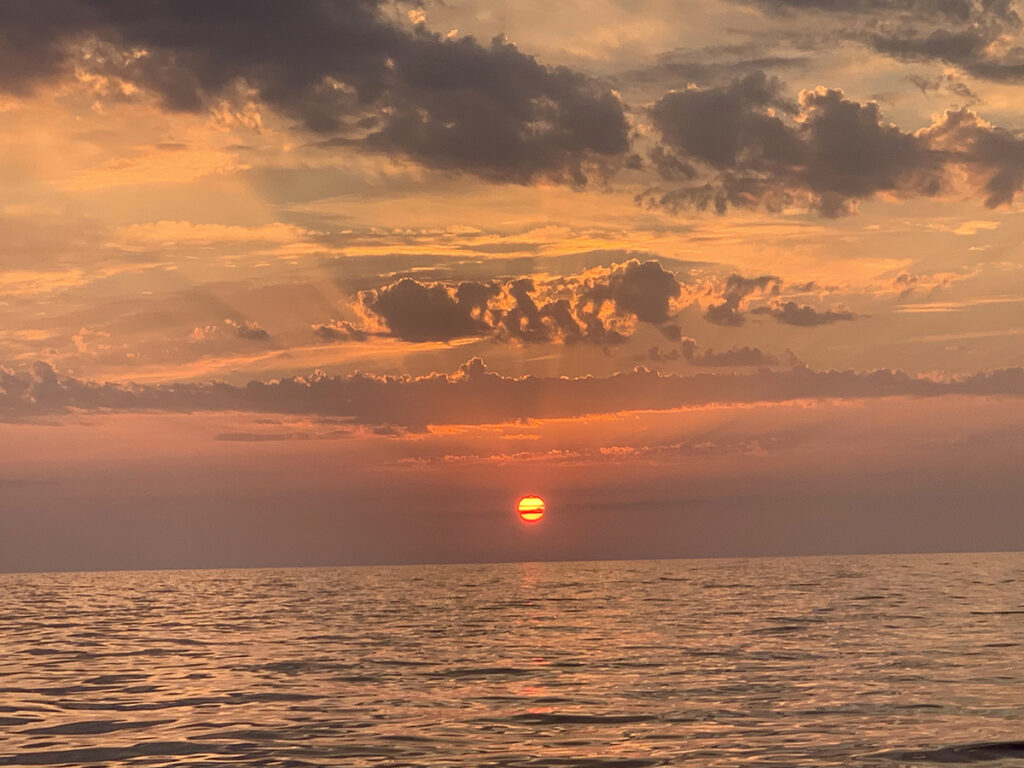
[0, 0, 1022, 569]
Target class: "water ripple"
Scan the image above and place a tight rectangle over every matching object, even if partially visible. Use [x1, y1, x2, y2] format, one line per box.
[1, 553, 1023, 766]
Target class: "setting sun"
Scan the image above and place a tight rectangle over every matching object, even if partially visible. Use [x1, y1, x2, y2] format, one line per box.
[517, 496, 546, 523]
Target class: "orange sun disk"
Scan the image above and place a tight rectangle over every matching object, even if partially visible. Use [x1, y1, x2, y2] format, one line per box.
[517, 495, 545, 523]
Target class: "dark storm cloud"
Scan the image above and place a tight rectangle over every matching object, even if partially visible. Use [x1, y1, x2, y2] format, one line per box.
[353, 259, 682, 344]
[3, 358, 1024, 428]
[0, 0, 629, 185]
[750, 301, 857, 325]
[642, 72, 1024, 215]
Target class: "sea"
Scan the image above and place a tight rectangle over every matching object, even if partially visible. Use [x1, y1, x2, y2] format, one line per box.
[2, 552, 1024, 767]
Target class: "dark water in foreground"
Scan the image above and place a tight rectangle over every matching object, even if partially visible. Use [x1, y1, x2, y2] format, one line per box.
[2, 553, 1024, 767]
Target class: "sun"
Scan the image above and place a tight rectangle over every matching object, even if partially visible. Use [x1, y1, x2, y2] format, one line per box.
[517, 495, 545, 523]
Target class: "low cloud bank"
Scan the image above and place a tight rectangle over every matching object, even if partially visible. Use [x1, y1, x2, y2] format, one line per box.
[3, 358, 1022, 428]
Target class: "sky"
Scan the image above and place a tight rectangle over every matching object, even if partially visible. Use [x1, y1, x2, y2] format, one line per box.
[2, 0, 1024, 572]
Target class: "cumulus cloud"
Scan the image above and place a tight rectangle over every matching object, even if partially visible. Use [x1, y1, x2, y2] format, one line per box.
[352, 259, 683, 344]
[641, 72, 1024, 216]
[358, 278, 497, 342]
[2, 358, 1023, 428]
[0, 0, 629, 186]
[642, 75, 945, 216]
[581, 259, 683, 323]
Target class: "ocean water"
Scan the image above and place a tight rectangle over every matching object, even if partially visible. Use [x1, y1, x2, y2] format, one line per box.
[2, 553, 1024, 767]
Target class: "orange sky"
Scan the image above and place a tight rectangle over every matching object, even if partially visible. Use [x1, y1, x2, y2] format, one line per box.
[1, 0, 1023, 570]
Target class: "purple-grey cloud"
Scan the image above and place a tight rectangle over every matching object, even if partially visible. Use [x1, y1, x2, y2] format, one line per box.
[353, 259, 682, 344]
[704, 273, 781, 326]
[641, 72, 1024, 216]
[0, 0, 629, 186]
[3, 358, 1023, 428]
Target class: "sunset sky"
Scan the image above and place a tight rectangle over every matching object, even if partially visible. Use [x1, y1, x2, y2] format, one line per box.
[2, 0, 1024, 571]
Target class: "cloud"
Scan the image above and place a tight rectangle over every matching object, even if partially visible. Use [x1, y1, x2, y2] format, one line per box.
[2, 358, 1023, 427]
[750, 301, 858, 325]
[582, 259, 682, 324]
[225, 319, 270, 341]
[617, 45, 812, 94]
[215, 432, 312, 442]
[681, 340, 780, 366]
[740, 0, 1024, 85]
[71, 326, 111, 355]
[868, 27, 1024, 84]
[188, 325, 219, 342]
[703, 273, 781, 326]
[640, 70, 1024, 216]
[649, 72, 799, 173]
[214, 429, 351, 442]
[893, 273, 918, 297]
[642, 75, 951, 216]
[398, 434, 797, 467]
[311, 321, 369, 343]
[905, 72, 978, 104]
[353, 259, 683, 344]
[919, 108, 1024, 208]
[358, 278, 497, 342]
[647, 345, 682, 363]
[746, 0, 985, 21]
[0, 1, 629, 186]
[493, 277, 595, 344]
